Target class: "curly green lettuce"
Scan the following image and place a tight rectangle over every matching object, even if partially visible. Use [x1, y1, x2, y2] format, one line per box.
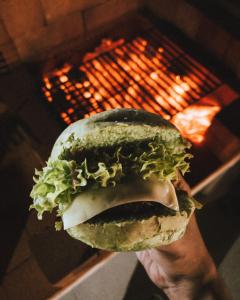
[30, 140, 192, 223]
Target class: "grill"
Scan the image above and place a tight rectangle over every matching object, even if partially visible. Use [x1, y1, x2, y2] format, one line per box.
[40, 24, 238, 146]
[41, 29, 222, 114]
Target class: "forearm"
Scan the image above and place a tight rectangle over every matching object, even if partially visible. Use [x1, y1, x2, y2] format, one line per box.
[137, 215, 233, 300]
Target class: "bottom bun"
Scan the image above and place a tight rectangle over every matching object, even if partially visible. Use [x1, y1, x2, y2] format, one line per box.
[67, 194, 195, 251]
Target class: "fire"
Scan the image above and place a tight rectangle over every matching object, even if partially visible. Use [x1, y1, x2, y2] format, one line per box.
[172, 105, 221, 143]
[173, 81, 190, 95]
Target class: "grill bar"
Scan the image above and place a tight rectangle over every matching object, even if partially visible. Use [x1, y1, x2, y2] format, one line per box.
[131, 39, 202, 101]
[146, 36, 214, 95]
[150, 30, 221, 87]
[127, 42, 193, 106]
[40, 25, 223, 127]
[98, 56, 154, 111]
[114, 46, 178, 115]
[114, 53, 173, 116]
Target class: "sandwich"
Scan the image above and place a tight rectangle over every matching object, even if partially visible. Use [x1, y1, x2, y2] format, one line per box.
[30, 109, 198, 251]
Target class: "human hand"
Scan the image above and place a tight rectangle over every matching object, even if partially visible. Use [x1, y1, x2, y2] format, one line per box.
[136, 178, 232, 300]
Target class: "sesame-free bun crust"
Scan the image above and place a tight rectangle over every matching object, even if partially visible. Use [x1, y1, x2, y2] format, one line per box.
[50, 109, 188, 160]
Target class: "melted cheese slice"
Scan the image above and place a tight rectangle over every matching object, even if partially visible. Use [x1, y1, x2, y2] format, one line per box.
[63, 179, 179, 230]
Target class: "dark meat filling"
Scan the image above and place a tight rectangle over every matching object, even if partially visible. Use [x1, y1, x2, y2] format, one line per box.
[86, 190, 192, 224]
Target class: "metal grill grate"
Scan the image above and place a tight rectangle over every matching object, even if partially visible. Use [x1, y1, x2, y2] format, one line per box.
[41, 27, 222, 125]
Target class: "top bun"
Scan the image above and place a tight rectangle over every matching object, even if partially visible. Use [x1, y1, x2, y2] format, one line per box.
[51, 109, 188, 160]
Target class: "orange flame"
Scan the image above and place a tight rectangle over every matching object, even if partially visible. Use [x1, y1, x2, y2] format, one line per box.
[172, 105, 220, 143]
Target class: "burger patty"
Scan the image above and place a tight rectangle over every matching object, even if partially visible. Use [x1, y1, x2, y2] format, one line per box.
[86, 191, 192, 224]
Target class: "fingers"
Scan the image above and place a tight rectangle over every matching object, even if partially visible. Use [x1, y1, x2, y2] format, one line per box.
[135, 249, 150, 263]
[174, 170, 191, 195]
[135, 250, 152, 272]
[135, 250, 144, 261]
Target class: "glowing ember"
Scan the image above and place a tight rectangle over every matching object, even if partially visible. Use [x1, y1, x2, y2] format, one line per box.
[68, 108, 74, 114]
[75, 83, 82, 88]
[150, 72, 158, 80]
[45, 82, 52, 89]
[83, 92, 92, 98]
[172, 105, 221, 143]
[59, 75, 68, 83]
[83, 81, 90, 87]
[94, 93, 102, 101]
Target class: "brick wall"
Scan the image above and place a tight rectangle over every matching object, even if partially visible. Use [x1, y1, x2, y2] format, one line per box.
[0, 0, 140, 64]
[0, 18, 19, 65]
[0, 0, 239, 79]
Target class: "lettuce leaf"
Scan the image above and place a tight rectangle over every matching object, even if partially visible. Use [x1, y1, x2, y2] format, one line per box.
[30, 140, 192, 221]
